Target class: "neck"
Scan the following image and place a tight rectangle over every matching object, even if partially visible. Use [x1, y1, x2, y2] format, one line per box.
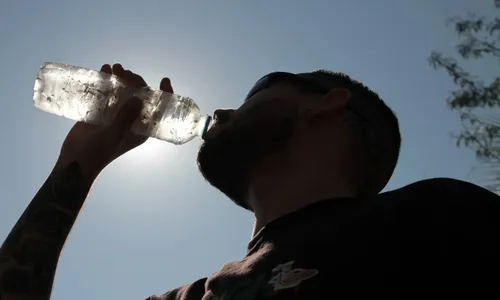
[247, 153, 355, 237]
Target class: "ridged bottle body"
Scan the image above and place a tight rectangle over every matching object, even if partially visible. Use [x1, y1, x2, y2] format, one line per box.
[33, 62, 211, 144]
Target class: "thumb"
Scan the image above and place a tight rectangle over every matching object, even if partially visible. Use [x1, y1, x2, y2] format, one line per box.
[106, 97, 143, 140]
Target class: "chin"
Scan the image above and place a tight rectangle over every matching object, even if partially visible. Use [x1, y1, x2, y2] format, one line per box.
[196, 113, 294, 210]
[197, 131, 256, 210]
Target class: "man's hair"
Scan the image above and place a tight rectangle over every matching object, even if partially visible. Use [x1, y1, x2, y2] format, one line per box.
[307, 70, 402, 195]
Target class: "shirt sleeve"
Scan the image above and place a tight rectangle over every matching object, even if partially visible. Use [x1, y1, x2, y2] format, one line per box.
[145, 278, 207, 300]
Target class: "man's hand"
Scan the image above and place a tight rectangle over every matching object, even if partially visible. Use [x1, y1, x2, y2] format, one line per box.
[54, 63, 174, 182]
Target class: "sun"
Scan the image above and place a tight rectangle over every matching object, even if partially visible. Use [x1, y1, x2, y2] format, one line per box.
[112, 135, 200, 175]
[120, 138, 174, 167]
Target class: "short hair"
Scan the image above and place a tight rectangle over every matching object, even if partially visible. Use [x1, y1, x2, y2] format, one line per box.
[303, 70, 402, 195]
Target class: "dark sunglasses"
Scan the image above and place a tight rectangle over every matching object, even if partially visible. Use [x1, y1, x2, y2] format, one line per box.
[245, 72, 328, 101]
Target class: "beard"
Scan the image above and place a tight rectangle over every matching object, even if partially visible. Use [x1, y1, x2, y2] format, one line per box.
[197, 102, 298, 210]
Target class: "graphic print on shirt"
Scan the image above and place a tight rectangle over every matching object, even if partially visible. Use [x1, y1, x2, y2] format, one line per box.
[214, 260, 318, 300]
[267, 260, 318, 291]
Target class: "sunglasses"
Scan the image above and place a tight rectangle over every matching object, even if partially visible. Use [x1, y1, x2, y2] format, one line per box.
[245, 72, 328, 101]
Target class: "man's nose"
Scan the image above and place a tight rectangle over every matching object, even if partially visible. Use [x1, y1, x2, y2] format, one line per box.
[214, 109, 235, 124]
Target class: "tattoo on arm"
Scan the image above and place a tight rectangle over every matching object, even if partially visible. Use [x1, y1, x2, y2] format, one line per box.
[0, 162, 91, 300]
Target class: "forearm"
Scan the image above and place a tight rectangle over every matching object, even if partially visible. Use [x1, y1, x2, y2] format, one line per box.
[0, 161, 92, 300]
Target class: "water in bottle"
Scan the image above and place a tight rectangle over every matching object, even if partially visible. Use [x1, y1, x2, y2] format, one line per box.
[33, 62, 213, 145]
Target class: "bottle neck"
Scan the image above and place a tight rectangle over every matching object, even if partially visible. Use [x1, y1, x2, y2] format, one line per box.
[197, 114, 213, 140]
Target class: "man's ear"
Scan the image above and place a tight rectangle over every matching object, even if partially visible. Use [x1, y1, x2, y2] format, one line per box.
[307, 88, 351, 120]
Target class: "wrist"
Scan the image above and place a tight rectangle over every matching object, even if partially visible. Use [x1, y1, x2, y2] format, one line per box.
[53, 158, 100, 186]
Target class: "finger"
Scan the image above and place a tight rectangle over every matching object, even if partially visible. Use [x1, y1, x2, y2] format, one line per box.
[122, 70, 137, 87]
[132, 73, 147, 87]
[159, 77, 174, 93]
[107, 97, 143, 139]
[124, 70, 135, 82]
[122, 70, 147, 88]
[100, 64, 112, 74]
[112, 63, 125, 77]
[123, 69, 133, 83]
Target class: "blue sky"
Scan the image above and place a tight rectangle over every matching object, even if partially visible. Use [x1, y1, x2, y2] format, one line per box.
[0, 0, 493, 299]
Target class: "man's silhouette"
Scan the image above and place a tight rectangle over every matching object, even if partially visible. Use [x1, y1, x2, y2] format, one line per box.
[1, 64, 499, 300]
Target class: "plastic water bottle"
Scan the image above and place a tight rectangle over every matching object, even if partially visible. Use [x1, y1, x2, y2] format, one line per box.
[33, 62, 213, 145]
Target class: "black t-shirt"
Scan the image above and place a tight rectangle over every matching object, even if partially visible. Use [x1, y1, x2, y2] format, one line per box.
[147, 178, 500, 300]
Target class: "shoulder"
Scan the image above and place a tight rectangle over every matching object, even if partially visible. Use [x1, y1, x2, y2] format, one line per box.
[386, 177, 500, 204]
[379, 177, 498, 201]
[376, 178, 500, 234]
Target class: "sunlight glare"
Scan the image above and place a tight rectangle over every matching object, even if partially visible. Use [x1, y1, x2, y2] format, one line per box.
[120, 138, 175, 167]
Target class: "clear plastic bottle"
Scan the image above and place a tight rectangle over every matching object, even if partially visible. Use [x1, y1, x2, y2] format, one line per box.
[33, 62, 212, 145]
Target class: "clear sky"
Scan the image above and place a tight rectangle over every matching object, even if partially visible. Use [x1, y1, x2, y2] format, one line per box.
[0, 0, 493, 299]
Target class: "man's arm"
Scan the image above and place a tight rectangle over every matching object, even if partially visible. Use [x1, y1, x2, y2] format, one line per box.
[0, 64, 173, 300]
[0, 162, 91, 300]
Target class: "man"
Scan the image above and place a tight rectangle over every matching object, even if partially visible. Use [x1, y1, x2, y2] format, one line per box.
[1, 63, 500, 300]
